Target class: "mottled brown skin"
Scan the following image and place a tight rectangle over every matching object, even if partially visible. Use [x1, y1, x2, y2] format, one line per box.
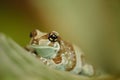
[29, 30, 77, 71]
[52, 39, 76, 71]
[30, 34, 48, 45]
[61, 41, 76, 71]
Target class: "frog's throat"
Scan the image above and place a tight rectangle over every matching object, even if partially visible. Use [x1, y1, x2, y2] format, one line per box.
[30, 43, 60, 59]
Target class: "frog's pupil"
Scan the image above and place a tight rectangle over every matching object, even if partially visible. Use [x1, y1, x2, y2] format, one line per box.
[48, 34, 58, 42]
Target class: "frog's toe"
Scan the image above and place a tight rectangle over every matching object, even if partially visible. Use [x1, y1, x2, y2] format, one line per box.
[80, 64, 94, 76]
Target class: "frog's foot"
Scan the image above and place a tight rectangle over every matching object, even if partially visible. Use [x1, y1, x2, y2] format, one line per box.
[80, 64, 94, 76]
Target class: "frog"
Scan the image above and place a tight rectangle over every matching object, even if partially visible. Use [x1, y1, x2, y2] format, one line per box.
[26, 29, 95, 76]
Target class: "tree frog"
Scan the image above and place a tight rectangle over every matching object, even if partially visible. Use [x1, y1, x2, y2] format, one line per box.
[26, 29, 94, 76]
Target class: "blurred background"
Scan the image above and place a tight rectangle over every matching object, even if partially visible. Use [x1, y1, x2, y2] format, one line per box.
[0, 0, 120, 76]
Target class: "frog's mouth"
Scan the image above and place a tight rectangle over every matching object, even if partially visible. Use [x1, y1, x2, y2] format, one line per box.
[29, 42, 60, 59]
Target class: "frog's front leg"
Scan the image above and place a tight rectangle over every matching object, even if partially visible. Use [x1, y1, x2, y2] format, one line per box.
[72, 45, 95, 76]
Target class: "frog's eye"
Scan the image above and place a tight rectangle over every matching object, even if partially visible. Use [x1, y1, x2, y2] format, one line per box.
[48, 31, 59, 42]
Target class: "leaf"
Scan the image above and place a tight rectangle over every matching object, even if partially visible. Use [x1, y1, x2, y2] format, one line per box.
[0, 33, 115, 80]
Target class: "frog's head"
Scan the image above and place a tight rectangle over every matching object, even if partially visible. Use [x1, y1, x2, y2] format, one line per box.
[29, 29, 61, 58]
